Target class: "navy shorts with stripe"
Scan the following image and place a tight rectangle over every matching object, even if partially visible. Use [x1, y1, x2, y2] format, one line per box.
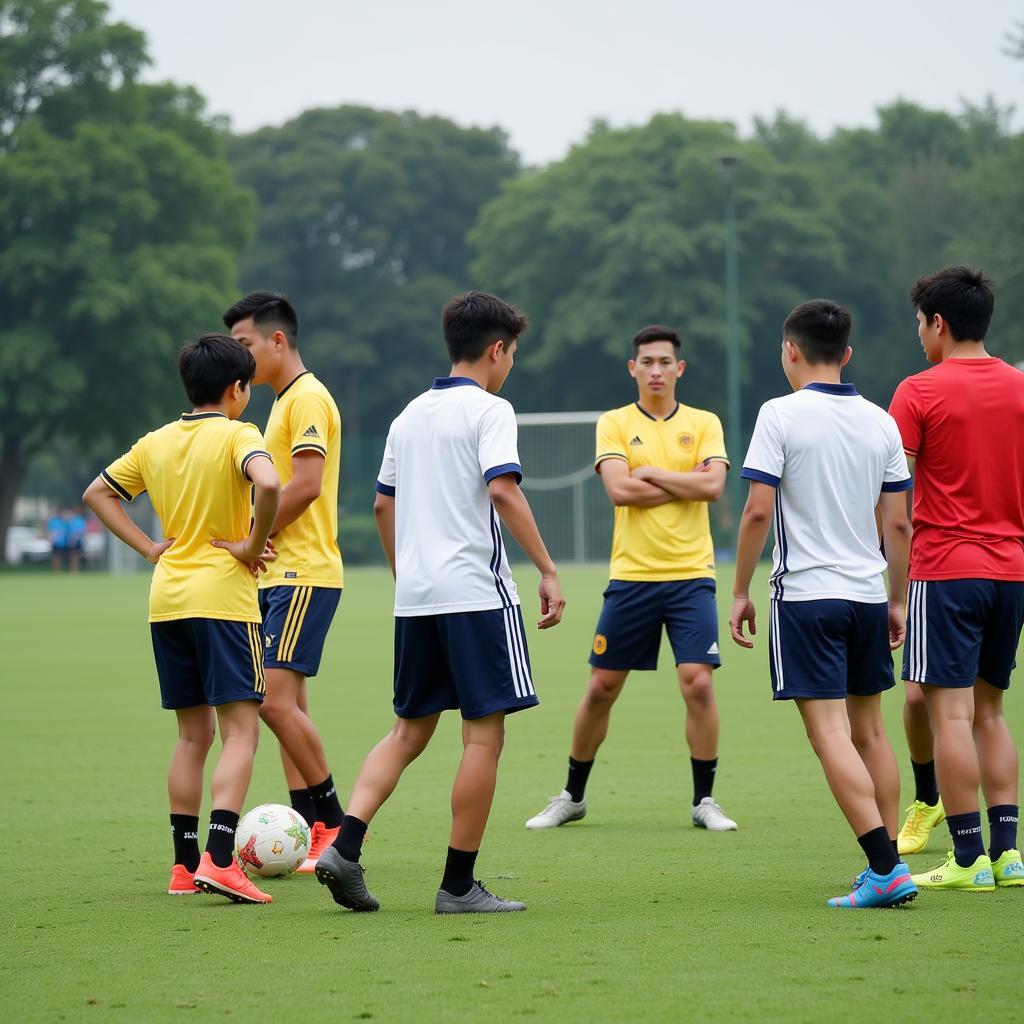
[589, 579, 720, 671]
[259, 585, 341, 677]
[393, 605, 539, 720]
[150, 618, 266, 710]
[768, 599, 895, 701]
[903, 579, 1024, 690]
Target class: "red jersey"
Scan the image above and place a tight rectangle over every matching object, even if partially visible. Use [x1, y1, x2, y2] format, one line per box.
[889, 358, 1024, 581]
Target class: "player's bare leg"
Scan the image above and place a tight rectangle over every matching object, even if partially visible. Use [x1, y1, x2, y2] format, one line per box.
[570, 668, 628, 761]
[973, 679, 1017, 808]
[210, 700, 261, 813]
[279, 678, 310, 791]
[450, 712, 505, 851]
[261, 667, 330, 786]
[677, 663, 718, 760]
[168, 706, 215, 816]
[897, 680, 944, 853]
[904, 682, 934, 763]
[921, 686, 978, 816]
[847, 693, 900, 838]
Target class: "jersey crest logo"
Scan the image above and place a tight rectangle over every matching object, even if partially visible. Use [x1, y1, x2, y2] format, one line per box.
[629, 436, 644, 446]
[302, 424, 320, 438]
[678, 432, 695, 450]
[593, 634, 608, 655]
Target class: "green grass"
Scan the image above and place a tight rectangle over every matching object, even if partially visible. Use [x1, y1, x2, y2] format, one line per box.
[2, 567, 1021, 1023]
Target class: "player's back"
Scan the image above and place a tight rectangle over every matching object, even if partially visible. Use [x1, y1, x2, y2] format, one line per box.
[103, 413, 269, 621]
[379, 377, 520, 616]
[745, 384, 910, 601]
[890, 358, 1024, 580]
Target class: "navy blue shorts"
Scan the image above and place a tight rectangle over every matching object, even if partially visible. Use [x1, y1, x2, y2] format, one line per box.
[589, 579, 720, 671]
[393, 606, 539, 720]
[769, 599, 895, 701]
[902, 579, 1024, 690]
[150, 619, 266, 710]
[259, 585, 341, 677]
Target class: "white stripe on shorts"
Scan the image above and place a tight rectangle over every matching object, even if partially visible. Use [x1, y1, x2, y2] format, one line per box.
[770, 600, 784, 693]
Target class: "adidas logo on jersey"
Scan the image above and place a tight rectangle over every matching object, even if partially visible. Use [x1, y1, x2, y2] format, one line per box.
[302, 424, 320, 438]
[629, 435, 644, 446]
[707, 642, 719, 655]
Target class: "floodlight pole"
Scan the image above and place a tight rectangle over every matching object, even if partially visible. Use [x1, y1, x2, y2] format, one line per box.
[717, 154, 743, 526]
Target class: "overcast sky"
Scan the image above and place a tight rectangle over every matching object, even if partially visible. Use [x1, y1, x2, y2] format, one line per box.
[108, 0, 1022, 164]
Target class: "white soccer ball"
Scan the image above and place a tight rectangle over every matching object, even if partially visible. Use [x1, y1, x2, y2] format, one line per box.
[235, 803, 311, 878]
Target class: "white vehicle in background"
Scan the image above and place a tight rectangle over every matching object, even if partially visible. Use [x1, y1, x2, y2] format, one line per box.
[5, 525, 52, 565]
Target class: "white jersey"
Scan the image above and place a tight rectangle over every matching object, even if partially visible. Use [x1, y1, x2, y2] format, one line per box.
[741, 383, 912, 603]
[376, 376, 523, 617]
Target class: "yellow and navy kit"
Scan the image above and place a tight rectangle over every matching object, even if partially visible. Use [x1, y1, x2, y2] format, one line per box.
[102, 413, 271, 622]
[595, 402, 729, 581]
[261, 372, 343, 589]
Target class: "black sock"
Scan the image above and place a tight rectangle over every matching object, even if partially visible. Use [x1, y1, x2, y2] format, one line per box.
[565, 757, 593, 803]
[332, 814, 368, 863]
[170, 814, 200, 872]
[309, 774, 344, 829]
[857, 825, 899, 875]
[441, 847, 478, 898]
[691, 757, 718, 806]
[947, 811, 986, 868]
[911, 759, 940, 806]
[289, 788, 317, 828]
[205, 809, 239, 869]
[891, 837, 900, 861]
[988, 804, 1019, 861]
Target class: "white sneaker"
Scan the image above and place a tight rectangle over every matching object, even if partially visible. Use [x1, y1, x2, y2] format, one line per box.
[525, 790, 587, 829]
[691, 797, 737, 831]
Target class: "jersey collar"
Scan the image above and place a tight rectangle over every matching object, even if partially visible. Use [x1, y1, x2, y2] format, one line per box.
[181, 412, 227, 420]
[635, 401, 680, 421]
[803, 382, 858, 396]
[432, 376, 483, 390]
[276, 370, 311, 400]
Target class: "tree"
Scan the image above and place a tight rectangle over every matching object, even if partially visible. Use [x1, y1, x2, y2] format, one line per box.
[0, 0, 253, 558]
[228, 106, 519, 436]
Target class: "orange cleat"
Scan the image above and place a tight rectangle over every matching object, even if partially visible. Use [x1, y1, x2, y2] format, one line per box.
[295, 822, 341, 873]
[168, 863, 198, 895]
[193, 852, 272, 903]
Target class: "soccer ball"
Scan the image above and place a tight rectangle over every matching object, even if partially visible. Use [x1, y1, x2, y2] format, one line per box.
[235, 803, 311, 878]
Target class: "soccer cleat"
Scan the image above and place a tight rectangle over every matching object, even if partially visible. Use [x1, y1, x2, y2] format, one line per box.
[827, 863, 917, 909]
[691, 797, 738, 831]
[896, 799, 945, 855]
[435, 881, 526, 914]
[295, 821, 340, 873]
[315, 846, 379, 911]
[193, 852, 272, 903]
[992, 849, 1024, 887]
[910, 851, 994, 891]
[168, 863, 199, 895]
[525, 790, 586, 830]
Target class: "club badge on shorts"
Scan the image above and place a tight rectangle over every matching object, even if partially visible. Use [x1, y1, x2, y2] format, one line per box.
[592, 634, 607, 655]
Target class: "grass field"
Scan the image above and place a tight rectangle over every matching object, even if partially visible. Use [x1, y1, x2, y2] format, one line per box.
[3, 566, 1022, 1023]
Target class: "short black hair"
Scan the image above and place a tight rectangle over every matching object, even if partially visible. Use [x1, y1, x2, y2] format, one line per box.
[910, 266, 994, 342]
[178, 333, 256, 407]
[783, 300, 852, 365]
[442, 291, 528, 363]
[222, 290, 299, 348]
[632, 325, 681, 355]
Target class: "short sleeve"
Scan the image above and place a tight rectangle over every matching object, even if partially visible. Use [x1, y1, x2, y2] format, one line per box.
[696, 412, 729, 467]
[888, 379, 922, 457]
[232, 422, 272, 479]
[376, 426, 396, 496]
[880, 417, 913, 492]
[478, 401, 522, 483]
[595, 412, 627, 472]
[287, 391, 331, 458]
[741, 403, 785, 487]
[102, 440, 147, 502]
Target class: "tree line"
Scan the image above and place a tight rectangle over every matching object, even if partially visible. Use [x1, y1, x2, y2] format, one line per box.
[2, 0, 1022, 556]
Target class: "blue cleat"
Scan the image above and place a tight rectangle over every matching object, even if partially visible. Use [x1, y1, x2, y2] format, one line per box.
[828, 863, 917, 909]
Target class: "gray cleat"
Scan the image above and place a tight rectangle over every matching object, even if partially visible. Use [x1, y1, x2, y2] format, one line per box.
[435, 880, 526, 914]
[315, 846, 379, 911]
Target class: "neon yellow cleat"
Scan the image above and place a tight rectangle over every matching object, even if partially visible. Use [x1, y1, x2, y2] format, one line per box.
[911, 851, 994, 891]
[992, 849, 1024, 887]
[897, 799, 945, 855]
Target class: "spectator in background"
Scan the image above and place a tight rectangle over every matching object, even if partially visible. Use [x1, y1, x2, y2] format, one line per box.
[48, 508, 69, 572]
[68, 506, 87, 573]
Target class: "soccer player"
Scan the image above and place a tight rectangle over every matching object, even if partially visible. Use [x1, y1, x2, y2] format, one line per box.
[525, 325, 737, 832]
[224, 292, 345, 872]
[83, 334, 280, 903]
[889, 266, 1024, 891]
[315, 291, 565, 913]
[730, 300, 917, 909]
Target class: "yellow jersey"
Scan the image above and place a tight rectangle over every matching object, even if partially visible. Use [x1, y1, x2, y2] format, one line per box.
[102, 413, 271, 622]
[261, 372, 343, 589]
[595, 402, 728, 581]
